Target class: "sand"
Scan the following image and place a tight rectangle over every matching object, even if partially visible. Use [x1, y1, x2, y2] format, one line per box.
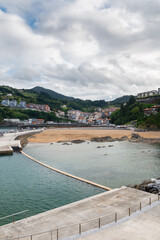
[28, 128, 160, 143]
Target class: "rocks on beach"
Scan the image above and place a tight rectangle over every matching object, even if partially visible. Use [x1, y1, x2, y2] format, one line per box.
[133, 179, 160, 194]
[62, 142, 72, 145]
[91, 136, 129, 143]
[71, 140, 86, 144]
[97, 146, 106, 148]
[130, 133, 160, 143]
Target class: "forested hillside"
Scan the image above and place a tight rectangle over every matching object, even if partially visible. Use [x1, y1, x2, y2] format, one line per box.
[111, 96, 160, 129]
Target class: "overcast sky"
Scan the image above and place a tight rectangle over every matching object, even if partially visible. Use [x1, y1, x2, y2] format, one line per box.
[0, 0, 160, 100]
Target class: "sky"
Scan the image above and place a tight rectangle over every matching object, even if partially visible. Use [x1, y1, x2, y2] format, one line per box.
[0, 0, 160, 100]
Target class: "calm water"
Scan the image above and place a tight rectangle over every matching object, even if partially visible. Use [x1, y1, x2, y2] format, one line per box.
[0, 127, 17, 133]
[24, 141, 160, 189]
[0, 140, 160, 224]
[0, 153, 104, 224]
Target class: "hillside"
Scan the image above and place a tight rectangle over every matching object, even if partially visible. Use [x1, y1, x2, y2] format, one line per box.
[110, 95, 134, 105]
[111, 96, 160, 129]
[0, 85, 109, 112]
[30, 86, 75, 101]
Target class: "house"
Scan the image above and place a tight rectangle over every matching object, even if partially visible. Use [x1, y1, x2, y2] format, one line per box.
[7, 93, 12, 97]
[9, 100, 17, 108]
[37, 119, 45, 124]
[28, 119, 45, 124]
[4, 118, 20, 123]
[17, 100, 26, 108]
[103, 107, 120, 116]
[138, 88, 160, 98]
[41, 105, 50, 112]
[78, 116, 87, 124]
[26, 103, 50, 112]
[1, 99, 10, 106]
[144, 105, 159, 116]
[96, 108, 102, 112]
[46, 121, 54, 124]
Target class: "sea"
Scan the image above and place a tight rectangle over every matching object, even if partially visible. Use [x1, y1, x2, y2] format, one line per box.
[0, 128, 160, 224]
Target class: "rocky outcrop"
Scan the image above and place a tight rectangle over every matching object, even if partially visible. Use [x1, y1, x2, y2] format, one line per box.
[71, 140, 86, 144]
[133, 179, 160, 194]
[91, 136, 113, 142]
[129, 133, 160, 143]
[120, 136, 129, 141]
[130, 133, 143, 142]
[97, 146, 106, 148]
[62, 142, 72, 145]
[91, 135, 129, 143]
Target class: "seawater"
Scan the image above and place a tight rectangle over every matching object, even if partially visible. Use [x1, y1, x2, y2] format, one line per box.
[0, 153, 104, 224]
[0, 141, 160, 224]
[24, 141, 160, 189]
[0, 127, 17, 133]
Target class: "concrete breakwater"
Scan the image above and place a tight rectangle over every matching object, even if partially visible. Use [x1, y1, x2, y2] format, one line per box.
[21, 151, 112, 191]
[0, 129, 43, 155]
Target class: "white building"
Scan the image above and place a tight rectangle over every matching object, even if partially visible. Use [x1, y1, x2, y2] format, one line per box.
[9, 100, 17, 108]
[4, 118, 20, 123]
[7, 93, 12, 97]
[17, 100, 26, 108]
[1, 99, 10, 106]
[137, 88, 160, 98]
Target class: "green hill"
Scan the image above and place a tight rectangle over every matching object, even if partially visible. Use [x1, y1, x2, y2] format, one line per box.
[111, 96, 160, 129]
[30, 86, 75, 101]
[110, 95, 134, 105]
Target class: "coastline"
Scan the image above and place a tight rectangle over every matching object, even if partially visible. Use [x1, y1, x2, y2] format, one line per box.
[27, 128, 160, 144]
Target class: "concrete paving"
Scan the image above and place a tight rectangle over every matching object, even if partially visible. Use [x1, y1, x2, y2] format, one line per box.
[0, 187, 158, 240]
[0, 146, 13, 155]
[78, 202, 160, 240]
[0, 129, 43, 155]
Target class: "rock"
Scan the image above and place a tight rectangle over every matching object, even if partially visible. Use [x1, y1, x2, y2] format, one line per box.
[50, 143, 53, 145]
[71, 139, 85, 144]
[91, 136, 113, 142]
[62, 142, 71, 145]
[132, 178, 160, 194]
[130, 133, 144, 142]
[131, 133, 142, 139]
[108, 145, 114, 147]
[97, 146, 106, 148]
[120, 136, 128, 141]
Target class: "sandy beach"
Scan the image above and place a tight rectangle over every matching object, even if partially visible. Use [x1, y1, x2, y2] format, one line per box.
[28, 128, 160, 143]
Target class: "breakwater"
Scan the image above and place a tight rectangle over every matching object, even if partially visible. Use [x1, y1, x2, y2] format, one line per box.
[21, 151, 112, 191]
[0, 129, 43, 155]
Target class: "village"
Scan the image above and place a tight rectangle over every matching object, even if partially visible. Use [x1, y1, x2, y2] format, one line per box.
[1, 87, 160, 126]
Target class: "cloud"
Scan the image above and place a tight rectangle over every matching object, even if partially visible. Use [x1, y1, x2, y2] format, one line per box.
[0, 0, 160, 100]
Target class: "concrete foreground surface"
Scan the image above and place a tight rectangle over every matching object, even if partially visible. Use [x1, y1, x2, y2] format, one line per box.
[79, 203, 160, 240]
[0, 187, 158, 240]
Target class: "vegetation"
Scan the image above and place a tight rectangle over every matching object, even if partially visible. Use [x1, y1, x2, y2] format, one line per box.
[110, 95, 133, 106]
[140, 111, 160, 130]
[1, 85, 160, 129]
[111, 96, 160, 129]
[30, 86, 75, 101]
[0, 85, 109, 112]
[0, 107, 60, 122]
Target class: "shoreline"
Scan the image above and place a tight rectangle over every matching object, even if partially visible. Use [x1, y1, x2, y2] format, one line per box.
[27, 128, 160, 144]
